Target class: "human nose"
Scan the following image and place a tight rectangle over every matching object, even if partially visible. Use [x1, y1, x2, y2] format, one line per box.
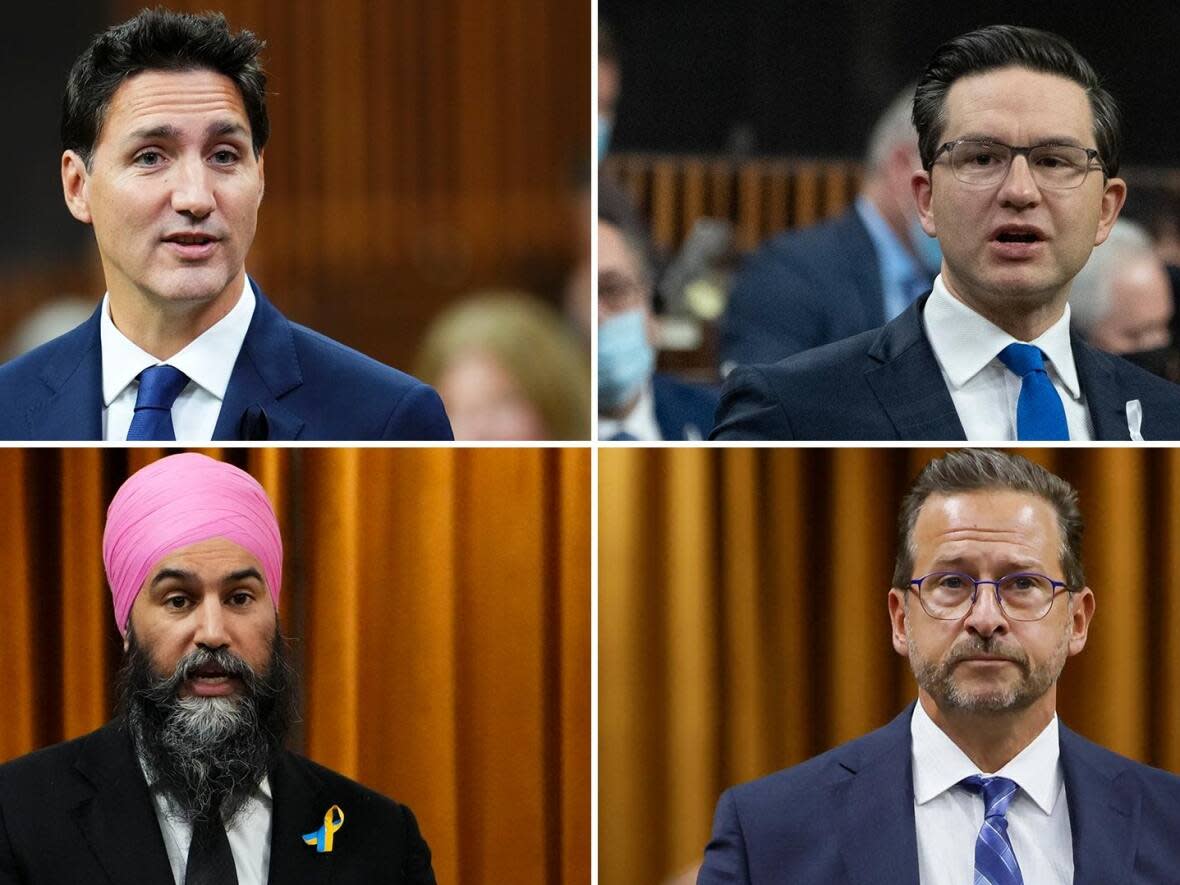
[171, 157, 215, 219]
[996, 153, 1041, 208]
[962, 580, 1008, 638]
[192, 597, 231, 649]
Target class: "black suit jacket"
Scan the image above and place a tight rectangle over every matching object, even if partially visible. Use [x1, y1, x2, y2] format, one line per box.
[712, 295, 1180, 441]
[0, 723, 435, 885]
[699, 704, 1180, 884]
[719, 206, 888, 368]
[0, 280, 453, 441]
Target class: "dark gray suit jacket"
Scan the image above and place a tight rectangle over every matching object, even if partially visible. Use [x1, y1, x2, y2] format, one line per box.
[712, 295, 1180, 440]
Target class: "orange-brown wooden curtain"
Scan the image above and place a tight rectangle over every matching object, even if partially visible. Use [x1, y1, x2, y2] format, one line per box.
[0, 447, 590, 885]
[600, 447, 1180, 885]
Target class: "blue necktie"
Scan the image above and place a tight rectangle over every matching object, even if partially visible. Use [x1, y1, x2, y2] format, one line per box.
[960, 775, 1024, 885]
[126, 364, 189, 441]
[996, 343, 1069, 440]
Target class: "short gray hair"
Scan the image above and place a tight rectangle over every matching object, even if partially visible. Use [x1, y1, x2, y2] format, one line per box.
[892, 449, 1085, 590]
[1069, 219, 1157, 334]
[865, 83, 919, 173]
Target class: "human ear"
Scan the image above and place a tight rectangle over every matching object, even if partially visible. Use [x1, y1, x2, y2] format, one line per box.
[912, 170, 936, 237]
[61, 150, 93, 224]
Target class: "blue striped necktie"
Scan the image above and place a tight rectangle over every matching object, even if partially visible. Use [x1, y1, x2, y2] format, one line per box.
[996, 343, 1069, 440]
[960, 775, 1024, 885]
[126, 364, 189, 441]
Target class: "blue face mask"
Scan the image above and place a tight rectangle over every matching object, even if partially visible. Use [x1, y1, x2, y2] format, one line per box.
[598, 113, 613, 163]
[598, 309, 654, 411]
[909, 215, 943, 276]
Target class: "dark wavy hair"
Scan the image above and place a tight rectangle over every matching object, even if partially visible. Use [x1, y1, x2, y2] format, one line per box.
[913, 25, 1121, 177]
[892, 448, 1085, 591]
[62, 7, 268, 168]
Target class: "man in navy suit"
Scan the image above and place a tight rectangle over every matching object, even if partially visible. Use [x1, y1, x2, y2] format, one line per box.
[699, 449, 1180, 884]
[713, 25, 1180, 441]
[0, 8, 451, 441]
[719, 85, 941, 371]
[598, 181, 718, 441]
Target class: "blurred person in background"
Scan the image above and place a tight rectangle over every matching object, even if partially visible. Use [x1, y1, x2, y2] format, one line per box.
[1068, 219, 1178, 381]
[416, 291, 590, 440]
[0, 8, 450, 441]
[720, 84, 941, 371]
[599, 21, 621, 164]
[599, 181, 719, 441]
[3, 297, 97, 362]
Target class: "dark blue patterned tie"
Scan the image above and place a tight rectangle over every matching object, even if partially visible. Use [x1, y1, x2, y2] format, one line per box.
[960, 775, 1024, 885]
[126, 365, 189, 441]
[996, 343, 1069, 440]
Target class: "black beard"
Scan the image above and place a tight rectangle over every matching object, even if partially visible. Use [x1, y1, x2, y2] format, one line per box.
[116, 628, 297, 825]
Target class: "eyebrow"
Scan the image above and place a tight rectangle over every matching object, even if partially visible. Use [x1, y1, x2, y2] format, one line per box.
[955, 132, 1088, 148]
[148, 566, 265, 591]
[124, 120, 249, 145]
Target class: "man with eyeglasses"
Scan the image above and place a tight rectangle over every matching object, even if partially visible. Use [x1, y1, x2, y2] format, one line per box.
[598, 179, 719, 441]
[712, 25, 1180, 441]
[699, 448, 1180, 884]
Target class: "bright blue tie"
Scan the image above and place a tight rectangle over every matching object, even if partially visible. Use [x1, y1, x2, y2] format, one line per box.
[960, 775, 1024, 885]
[996, 343, 1069, 440]
[126, 365, 189, 441]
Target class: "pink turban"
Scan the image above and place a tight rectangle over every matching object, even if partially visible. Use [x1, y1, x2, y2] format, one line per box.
[103, 453, 283, 636]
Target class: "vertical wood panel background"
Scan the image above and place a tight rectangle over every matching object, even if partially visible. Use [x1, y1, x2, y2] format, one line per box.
[1, 0, 589, 370]
[600, 447, 1180, 885]
[0, 447, 590, 885]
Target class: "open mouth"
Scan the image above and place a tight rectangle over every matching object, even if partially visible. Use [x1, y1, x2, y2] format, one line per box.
[162, 232, 220, 258]
[996, 231, 1040, 244]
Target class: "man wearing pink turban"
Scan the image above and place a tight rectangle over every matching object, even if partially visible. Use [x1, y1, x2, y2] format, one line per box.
[0, 453, 435, 885]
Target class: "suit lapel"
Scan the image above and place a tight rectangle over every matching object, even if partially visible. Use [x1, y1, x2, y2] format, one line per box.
[69, 723, 175, 885]
[836, 708, 921, 885]
[1060, 726, 1139, 885]
[1072, 340, 1131, 440]
[27, 307, 104, 439]
[863, 299, 967, 440]
[267, 752, 333, 885]
[213, 281, 306, 440]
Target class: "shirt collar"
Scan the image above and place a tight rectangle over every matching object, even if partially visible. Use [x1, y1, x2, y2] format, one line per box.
[598, 380, 660, 440]
[100, 277, 256, 408]
[910, 700, 1063, 815]
[923, 275, 1082, 400]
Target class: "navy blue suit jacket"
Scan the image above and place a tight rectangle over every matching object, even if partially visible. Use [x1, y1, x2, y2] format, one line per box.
[0, 722, 435, 884]
[653, 373, 720, 441]
[0, 281, 453, 440]
[699, 704, 1180, 885]
[711, 295, 1180, 441]
[720, 207, 886, 368]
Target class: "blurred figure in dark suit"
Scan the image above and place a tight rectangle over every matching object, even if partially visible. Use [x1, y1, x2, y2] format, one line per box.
[720, 84, 940, 372]
[599, 182, 719, 441]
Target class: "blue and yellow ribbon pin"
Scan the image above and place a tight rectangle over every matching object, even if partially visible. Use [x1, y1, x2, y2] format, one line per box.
[303, 804, 344, 853]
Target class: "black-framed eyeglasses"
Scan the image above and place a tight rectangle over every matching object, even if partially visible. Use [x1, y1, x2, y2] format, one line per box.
[928, 139, 1106, 189]
[909, 571, 1073, 621]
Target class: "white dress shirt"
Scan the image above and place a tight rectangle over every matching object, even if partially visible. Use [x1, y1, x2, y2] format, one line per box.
[911, 701, 1074, 885]
[145, 771, 272, 885]
[923, 276, 1093, 440]
[598, 381, 663, 441]
[101, 277, 255, 441]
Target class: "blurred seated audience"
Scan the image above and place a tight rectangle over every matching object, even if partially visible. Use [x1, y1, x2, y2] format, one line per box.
[1069, 219, 1178, 382]
[599, 184, 719, 441]
[416, 291, 590, 440]
[719, 84, 940, 372]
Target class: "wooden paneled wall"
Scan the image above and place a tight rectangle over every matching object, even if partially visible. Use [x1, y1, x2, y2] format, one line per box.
[2, 0, 589, 368]
[604, 153, 862, 253]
